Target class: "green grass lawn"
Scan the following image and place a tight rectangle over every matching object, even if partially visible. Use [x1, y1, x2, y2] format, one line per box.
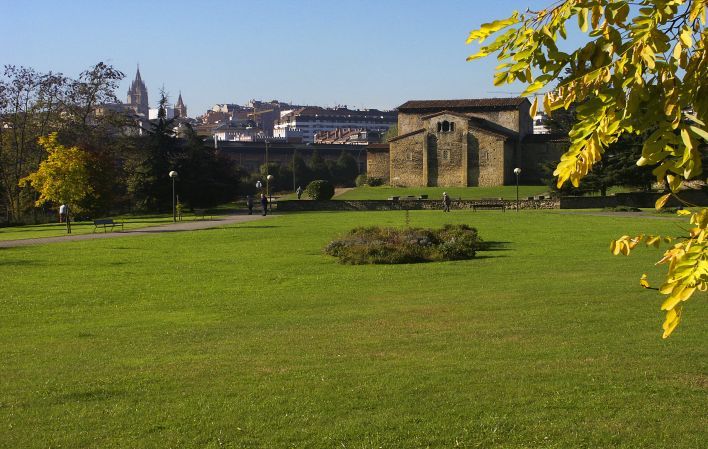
[335, 185, 550, 200]
[0, 210, 705, 448]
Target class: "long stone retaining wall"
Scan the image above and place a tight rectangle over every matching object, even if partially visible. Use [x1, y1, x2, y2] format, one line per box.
[559, 189, 707, 209]
[276, 198, 559, 212]
[276, 189, 706, 212]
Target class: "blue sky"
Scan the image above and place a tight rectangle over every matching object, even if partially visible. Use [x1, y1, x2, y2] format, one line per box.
[2, 0, 559, 115]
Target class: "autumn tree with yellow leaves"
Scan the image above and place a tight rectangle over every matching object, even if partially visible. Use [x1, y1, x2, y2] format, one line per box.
[467, 0, 706, 337]
[20, 133, 93, 234]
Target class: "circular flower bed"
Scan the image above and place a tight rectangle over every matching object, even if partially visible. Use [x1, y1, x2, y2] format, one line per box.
[324, 224, 482, 264]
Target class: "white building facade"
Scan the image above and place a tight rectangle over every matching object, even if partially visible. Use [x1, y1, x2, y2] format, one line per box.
[273, 107, 396, 144]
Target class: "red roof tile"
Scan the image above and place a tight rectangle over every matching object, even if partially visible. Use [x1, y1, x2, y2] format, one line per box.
[398, 98, 529, 112]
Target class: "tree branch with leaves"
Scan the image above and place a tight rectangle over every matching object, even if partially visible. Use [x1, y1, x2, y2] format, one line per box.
[467, 0, 706, 337]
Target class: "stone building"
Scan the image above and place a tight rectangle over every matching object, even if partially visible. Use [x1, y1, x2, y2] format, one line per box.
[126, 66, 149, 117]
[274, 106, 396, 144]
[174, 92, 187, 118]
[385, 98, 534, 187]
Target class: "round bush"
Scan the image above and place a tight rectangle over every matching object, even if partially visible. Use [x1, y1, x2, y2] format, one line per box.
[324, 224, 482, 264]
[305, 180, 335, 200]
[367, 177, 384, 187]
[355, 174, 368, 187]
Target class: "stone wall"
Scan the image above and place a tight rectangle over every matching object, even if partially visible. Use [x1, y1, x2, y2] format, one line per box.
[521, 138, 568, 184]
[560, 190, 708, 209]
[425, 115, 467, 187]
[367, 149, 390, 181]
[277, 198, 559, 212]
[390, 132, 427, 186]
[398, 112, 424, 135]
[470, 128, 506, 187]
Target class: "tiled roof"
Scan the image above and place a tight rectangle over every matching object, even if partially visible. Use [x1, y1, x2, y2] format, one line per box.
[398, 98, 529, 111]
[467, 116, 517, 137]
[387, 128, 426, 142]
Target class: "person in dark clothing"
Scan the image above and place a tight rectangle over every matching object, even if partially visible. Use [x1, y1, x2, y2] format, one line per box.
[260, 193, 268, 216]
[442, 192, 451, 212]
[246, 195, 254, 215]
[296, 185, 303, 200]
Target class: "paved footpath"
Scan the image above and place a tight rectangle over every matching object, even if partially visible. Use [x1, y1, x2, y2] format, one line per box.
[0, 214, 270, 249]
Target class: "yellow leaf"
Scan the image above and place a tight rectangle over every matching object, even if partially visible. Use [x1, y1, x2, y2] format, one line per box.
[522, 81, 545, 96]
[677, 209, 692, 216]
[530, 96, 538, 119]
[662, 306, 681, 338]
[689, 125, 708, 141]
[679, 27, 693, 47]
[620, 241, 630, 256]
[610, 240, 620, 255]
[655, 193, 671, 210]
[680, 128, 693, 150]
[640, 274, 650, 288]
[578, 8, 589, 33]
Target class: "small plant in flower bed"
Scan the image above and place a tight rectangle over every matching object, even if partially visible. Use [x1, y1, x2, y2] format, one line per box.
[323, 224, 482, 264]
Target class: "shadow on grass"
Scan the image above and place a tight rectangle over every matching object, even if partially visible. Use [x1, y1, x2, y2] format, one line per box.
[479, 241, 512, 252]
[58, 388, 125, 403]
[0, 257, 40, 265]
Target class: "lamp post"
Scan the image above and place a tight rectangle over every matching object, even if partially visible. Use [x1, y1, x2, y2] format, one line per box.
[513, 167, 521, 212]
[169, 170, 178, 222]
[266, 174, 274, 212]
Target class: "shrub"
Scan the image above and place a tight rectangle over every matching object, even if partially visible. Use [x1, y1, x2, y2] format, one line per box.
[603, 205, 642, 212]
[305, 180, 335, 200]
[355, 174, 368, 187]
[324, 224, 482, 264]
[367, 177, 384, 187]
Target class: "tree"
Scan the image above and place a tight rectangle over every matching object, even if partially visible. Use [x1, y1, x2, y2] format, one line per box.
[19, 133, 93, 233]
[175, 125, 239, 209]
[383, 124, 398, 142]
[333, 151, 359, 187]
[126, 90, 178, 211]
[0, 66, 66, 222]
[308, 149, 331, 182]
[61, 62, 127, 216]
[292, 151, 312, 188]
[467, 0, 707, 337]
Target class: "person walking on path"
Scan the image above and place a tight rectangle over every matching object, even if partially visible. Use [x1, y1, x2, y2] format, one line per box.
[296, 185, 303, 200]
[442, 192, 451, 212]
[260, 193, 268, 216]
[246, 195, 254, 215]
[59, 204, 67, 223]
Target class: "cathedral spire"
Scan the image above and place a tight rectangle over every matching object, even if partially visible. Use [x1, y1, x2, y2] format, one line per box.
[127, 65, 149, 117]
[174, 91, 187, 119]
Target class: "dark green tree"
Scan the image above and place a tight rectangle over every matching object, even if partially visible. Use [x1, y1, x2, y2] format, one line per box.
[126, 90, 178, 211]
[175, 125, 239, 209]
[292, 151, 312, 188]
[308, 149, 330, 182]
[333, 151, 359, 187]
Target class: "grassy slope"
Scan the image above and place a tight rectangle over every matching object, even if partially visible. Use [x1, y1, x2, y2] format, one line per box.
[0, 210, 705, 448]
[335, 186, 550, 200]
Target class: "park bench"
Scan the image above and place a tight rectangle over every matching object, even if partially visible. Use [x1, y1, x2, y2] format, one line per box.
[193, 209, 212, 220]
[472, 198, 506, 212]
[93, 218, 123, 233]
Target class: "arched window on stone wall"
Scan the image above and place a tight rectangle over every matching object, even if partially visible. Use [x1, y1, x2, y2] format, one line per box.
[437, 120, 455, 133]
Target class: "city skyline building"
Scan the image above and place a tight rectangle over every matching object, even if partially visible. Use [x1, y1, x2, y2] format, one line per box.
[126, 66, 149, 117]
